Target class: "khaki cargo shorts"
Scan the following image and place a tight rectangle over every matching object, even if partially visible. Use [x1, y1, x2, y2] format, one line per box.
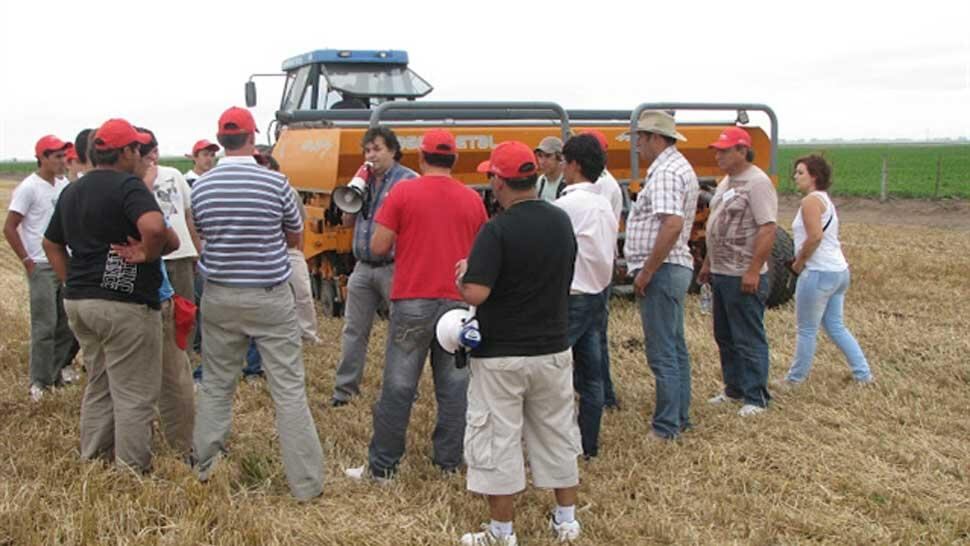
[464, 349, 582, 496]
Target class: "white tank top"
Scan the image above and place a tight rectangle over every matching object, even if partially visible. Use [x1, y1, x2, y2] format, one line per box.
[792, 191, 848, 272]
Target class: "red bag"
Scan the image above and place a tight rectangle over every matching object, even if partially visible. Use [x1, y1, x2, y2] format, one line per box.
[171, 295, 198, 351]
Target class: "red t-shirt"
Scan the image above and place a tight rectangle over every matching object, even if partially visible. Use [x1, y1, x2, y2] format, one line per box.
[375, 174, 488, 300]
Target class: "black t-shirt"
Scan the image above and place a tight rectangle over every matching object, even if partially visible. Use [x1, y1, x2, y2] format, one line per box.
[463, 199, 577, 357]
[45, 169, 164, 309]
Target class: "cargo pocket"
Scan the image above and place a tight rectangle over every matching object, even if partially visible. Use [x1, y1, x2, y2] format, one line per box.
[463, 409, 495, 469]
[568, 408, 583, 458]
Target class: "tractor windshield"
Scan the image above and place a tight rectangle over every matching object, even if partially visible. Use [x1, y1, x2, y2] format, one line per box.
[321, 63, 432, 100]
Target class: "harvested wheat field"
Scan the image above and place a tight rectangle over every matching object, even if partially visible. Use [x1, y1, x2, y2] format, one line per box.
[0, 177, 968, 545]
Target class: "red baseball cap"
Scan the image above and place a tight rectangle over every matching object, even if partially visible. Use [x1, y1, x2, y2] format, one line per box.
[579, 129, 609, 152]
[93, 119, 152, 151]
[709, 127, 752, 150]
[476, 141, 538, 179]
[34, 135, 71, 157]
[217, 106, 259, 136]
[65, 145, 79, 162]
[192, 139, 220, 155]
[420, 129, 457, 155]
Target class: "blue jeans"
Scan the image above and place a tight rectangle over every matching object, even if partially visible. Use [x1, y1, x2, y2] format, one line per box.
[600, 284, 617, 407]
[567, 291, 607, 457]
[785, 269, 871, 382]
[712, 273, 771, 407]
[368, 298, 468, 477]
[192, 271, 205, 381]
[244, 338, 264, 376]
[637, 264, 693, 438]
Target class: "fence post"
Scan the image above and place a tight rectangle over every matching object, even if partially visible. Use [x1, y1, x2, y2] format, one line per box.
[935, 156, 942, 199]
[880, 156, 888, 202]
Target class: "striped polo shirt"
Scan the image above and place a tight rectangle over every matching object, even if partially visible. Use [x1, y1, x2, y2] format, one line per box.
[191, 155, 303, 287]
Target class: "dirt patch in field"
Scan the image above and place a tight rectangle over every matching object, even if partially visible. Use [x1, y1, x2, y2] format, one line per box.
[778, 193, 970, 231]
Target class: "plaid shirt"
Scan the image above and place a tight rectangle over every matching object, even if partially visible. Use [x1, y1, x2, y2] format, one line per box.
[352, 162, 417, 263]
[624, 146, 699, 272]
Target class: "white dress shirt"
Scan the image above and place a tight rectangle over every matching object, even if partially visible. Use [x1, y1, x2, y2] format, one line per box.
[555, 182, 618, 294]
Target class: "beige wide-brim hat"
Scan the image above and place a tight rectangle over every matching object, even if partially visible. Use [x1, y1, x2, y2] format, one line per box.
[622, 110, 687, 142]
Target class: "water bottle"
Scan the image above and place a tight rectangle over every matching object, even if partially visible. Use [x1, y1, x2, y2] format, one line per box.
[699, 283, 713, 315]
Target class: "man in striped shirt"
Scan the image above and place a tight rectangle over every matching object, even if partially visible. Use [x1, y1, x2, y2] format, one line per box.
[624, 110, 699, 440]
[191, 106, 324, 500]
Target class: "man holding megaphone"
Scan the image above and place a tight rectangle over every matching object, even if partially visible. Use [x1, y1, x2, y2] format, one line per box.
[329, 127, 417, 407]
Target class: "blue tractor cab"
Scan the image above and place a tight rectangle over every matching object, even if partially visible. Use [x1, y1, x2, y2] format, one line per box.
[245, 49, 433, 113]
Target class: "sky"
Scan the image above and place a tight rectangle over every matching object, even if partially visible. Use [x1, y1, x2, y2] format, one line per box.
[1, 0, 968, 160]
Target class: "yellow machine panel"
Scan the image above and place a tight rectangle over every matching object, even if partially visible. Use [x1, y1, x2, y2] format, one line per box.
[275, 124, 774, 199]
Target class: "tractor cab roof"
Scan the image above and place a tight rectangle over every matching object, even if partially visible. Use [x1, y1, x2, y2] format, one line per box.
[280, 49, 432, 106]
[281, 49, 410, 71]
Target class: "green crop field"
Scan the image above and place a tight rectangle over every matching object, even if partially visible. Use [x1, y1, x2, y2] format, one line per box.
[3, 144, 968, 199]
[777, 144, 970, 199]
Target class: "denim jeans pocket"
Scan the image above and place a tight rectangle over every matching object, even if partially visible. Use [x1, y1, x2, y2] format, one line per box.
[756, 275, 770, 305]
[816, 271, 839, 293]
[390, 306, 432, 353]
[464, 409, 495, 469]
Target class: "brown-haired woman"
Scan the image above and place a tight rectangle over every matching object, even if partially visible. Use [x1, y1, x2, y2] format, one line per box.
[778, 155, 873, 387]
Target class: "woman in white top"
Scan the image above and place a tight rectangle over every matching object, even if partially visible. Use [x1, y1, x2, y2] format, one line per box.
[779, 155, 873, 386]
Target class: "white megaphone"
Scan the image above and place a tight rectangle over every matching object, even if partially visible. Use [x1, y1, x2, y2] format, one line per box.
[435, 306, 481, 354]
[332, 162, 372, 214]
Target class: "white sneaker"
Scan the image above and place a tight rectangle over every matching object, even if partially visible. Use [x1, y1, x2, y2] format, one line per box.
[460, 525, 518, 545]
[738, 404, 766, 417]
[550, 515, 582, 542]
[708, 393, 742, 405]
[61, 367, 81, 384]
[344, 464, 392, 485]
[344, 465, 367, 480]
[29, 384, 45, 402]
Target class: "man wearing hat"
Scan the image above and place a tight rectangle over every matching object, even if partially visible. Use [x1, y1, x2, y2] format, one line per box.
[184, 140, 219, 186]
[456, 141, 583, 545]
[4, 135, 77, 400]
[149, 139, 201, 316]
[698, 126, 777, 417]
[64, 144, 83, 182]
[191, 106, 324, 499]
[43, 119, 170, 472]
[624, 110, 699, 439]
[129, 127, 197, 457]
[534, 136, 565, 202]
[182, 139, 218, 357]
[346, 129, 487, 481]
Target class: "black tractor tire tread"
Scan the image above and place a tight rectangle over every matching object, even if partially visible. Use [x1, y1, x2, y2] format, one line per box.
[766, 226, 797, 309]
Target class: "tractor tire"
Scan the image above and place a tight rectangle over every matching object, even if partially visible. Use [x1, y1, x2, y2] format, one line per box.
[766, 226, 797, 309]
[320, 278, 341, 318]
